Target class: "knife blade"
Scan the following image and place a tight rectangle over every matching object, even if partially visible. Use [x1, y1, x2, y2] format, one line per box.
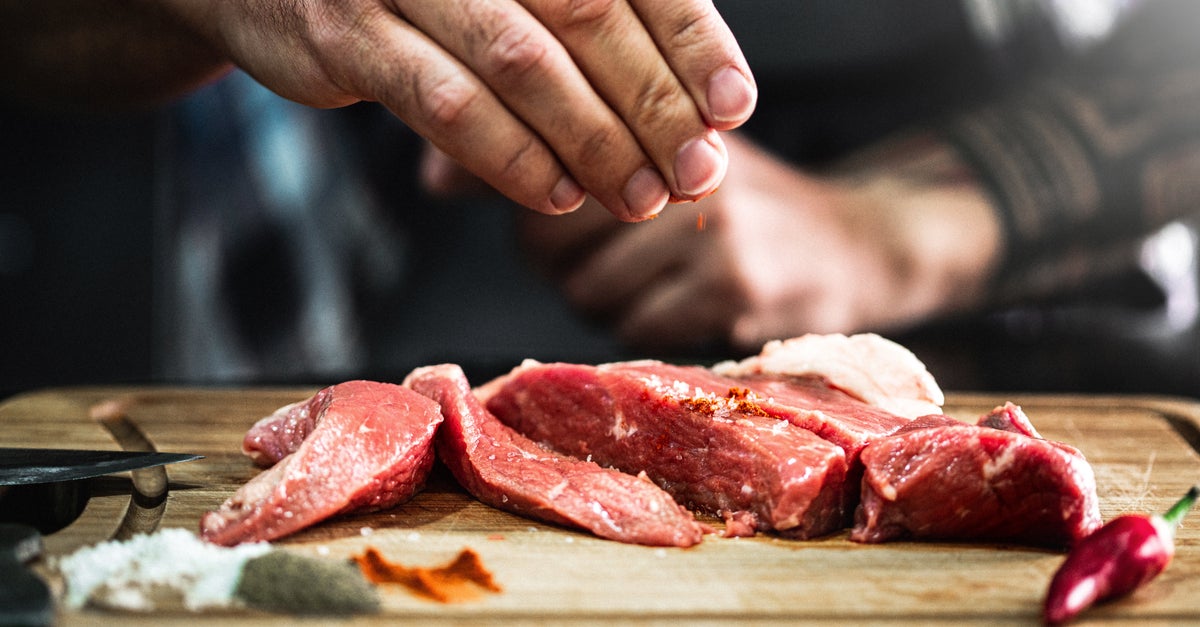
[0, 447, 203, 486]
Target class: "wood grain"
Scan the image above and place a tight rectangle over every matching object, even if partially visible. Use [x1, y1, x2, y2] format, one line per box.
[3, 386, 1199, 625]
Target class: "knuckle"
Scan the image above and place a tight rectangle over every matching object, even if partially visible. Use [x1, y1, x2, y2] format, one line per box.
[302, 4, 391, 101]
[572, 124, 625, 168]
[661, 6, 720, 51]
[498, 136, 541, 181]
[552, 0, 622, 30]
[307, 3, 364, 51]
[416, 74, 481, 130]
[480, 19, 553, 81]
[629, 77, 687, 129]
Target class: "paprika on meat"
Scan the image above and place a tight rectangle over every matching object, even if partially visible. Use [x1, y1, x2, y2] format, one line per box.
[1043, 484, 1199, 625]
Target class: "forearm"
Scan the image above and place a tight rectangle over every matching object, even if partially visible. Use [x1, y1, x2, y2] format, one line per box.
[941, 0, 1200, 303]
[0, 0, 230, 109]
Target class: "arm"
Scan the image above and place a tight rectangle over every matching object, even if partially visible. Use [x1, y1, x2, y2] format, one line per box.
[942, 0, 1200, 304]
[0, 1, 229, 108]
[518, 1, 1200, 354]
[1, 0, 757, 223]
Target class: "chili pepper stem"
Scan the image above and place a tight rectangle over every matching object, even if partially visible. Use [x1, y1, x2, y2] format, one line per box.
[1161, 484, 1199, 529]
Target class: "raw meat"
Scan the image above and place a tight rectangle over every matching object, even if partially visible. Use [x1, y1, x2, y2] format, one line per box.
[851, 404, 1102, 546]
[624, 362, 922, 464]
[976, 401, 1042, 439]
[707, 334, 955, 518]
[482, 361, 849, 538]
[712, 333, 944, 419]
[201, 381, 443, 546]
[598, 360, 931, 519]
[404, 364, 707, 547]
[242, 398, 316, 467]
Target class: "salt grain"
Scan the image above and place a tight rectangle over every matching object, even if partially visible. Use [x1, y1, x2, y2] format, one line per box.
[55, 528, 271, 611]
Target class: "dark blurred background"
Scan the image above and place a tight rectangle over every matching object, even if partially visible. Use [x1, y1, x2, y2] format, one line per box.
[3, 0, 1198, 399]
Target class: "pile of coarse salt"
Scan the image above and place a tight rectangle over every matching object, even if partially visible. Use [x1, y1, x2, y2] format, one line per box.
[55, 528, 271, 611]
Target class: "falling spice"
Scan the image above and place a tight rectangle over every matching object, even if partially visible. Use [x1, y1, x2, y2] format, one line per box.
[696, 212, 706, 231]
[353, 547, 502, 603]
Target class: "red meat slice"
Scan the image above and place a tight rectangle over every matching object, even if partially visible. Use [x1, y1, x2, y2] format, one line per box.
[584, 361, 924, 520]
[621, 362, 918, 465]
[851, 405, 1102, 547]
[200, 381, 443, 546]
[711, 333, 945, 419]
[241, 397, 318, 467]
[404, 364, 707, 547]
[482, 361, 849, 539]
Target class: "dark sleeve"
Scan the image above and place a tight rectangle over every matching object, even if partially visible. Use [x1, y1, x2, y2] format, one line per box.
[940, 0, 1200, 301]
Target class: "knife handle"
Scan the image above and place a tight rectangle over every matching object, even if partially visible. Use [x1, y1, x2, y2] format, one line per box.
[0, 523, 53, 627]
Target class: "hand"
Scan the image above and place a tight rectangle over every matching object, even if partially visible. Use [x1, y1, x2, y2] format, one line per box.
[518, 133, 1003, 352]
[157, 0, 756, 222]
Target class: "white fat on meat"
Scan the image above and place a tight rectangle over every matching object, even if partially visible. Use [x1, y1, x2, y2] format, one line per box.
[712, 333, 944, 419]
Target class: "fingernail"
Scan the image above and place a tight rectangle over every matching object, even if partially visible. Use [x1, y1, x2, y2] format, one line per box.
[707, 66, 756, 124]
[674, 132, 726, 198]
[549, 174, 586, 213]
[622, 166, 669, 220]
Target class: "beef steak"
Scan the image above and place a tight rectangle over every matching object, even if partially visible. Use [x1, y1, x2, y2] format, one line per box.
[482, 361, 849, 538]
[851, 404, 1102, 546]
[712, 333, 944, 419]
[200, 381, 443, 545]
[404, 364, 707, 547]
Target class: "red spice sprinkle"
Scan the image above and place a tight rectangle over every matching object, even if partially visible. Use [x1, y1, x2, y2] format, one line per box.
[678, 388, 769, 417]
[353, 547, 502, 603]
[696, 212, 706, 231]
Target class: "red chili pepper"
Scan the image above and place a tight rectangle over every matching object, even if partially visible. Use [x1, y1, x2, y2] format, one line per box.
[1043, 484, 1199, 625]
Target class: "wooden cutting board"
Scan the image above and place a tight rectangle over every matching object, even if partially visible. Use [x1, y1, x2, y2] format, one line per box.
[3, 386, 1199, 625]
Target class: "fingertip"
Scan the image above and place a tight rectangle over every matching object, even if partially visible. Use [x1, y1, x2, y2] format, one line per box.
[673, 130, 727, 200]
[620, 166, 670, 221]
[706, 66, 757, 128]
[548, 174, 587, 214]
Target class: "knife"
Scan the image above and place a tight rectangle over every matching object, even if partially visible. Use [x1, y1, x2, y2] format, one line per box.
[0, 447, 202, 486]
[0, 447, 204, 534]
[0, 523, 52, 627]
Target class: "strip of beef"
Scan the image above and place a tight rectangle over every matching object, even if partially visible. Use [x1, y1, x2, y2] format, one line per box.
[622, 362, 918, 465]
[706, 334, 950, 517]
[201, 381, 443, 546]
[603, 361, 930, 520]
[851, 404, 1102, 547]
[242, 398, 317, 467]
[403, 364, 707, 548]
[482, 361, 849, 539]
[712, 333, 944, 419]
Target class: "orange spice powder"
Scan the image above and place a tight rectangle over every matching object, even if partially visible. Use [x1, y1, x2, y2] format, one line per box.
[678, 387, 769, 417]
[353, 547, 502, 603]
